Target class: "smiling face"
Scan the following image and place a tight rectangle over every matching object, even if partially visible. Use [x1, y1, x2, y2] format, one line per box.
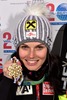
[19, 42, 48, 71]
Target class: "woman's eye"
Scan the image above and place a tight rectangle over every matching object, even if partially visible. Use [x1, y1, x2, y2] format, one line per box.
[20, 45, 29, 49]
[36, 46, 44, 50]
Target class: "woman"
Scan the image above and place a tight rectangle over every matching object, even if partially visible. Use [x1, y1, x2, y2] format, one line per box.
[0, 3, 65, 100]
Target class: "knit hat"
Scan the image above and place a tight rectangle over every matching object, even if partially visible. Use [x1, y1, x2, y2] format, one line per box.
[13, 3, 52, 51]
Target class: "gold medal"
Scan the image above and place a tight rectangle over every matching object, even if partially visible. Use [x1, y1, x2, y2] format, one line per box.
[8, 58, 22, 79]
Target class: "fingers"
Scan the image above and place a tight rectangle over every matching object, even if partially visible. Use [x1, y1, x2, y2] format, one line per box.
[3, 57, 22, 79]
[11, 57, 21, 66]
[3, 60, 13, 79]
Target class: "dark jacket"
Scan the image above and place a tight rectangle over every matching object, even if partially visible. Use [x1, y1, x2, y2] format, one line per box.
[0, 74, 59, 100]
[0, 53, 65, 100]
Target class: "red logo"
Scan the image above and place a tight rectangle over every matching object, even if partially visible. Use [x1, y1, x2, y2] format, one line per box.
[42, 82, 54, 95]
[3, 32, 12, 49]
[26, 32, 36, 38]
[46, 3, 55, 21]
[27, 32, 35, 36]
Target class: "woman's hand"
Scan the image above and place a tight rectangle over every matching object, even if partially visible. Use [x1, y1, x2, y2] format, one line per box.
[3, 59, 13, 79]
[3, 57, 22, 79]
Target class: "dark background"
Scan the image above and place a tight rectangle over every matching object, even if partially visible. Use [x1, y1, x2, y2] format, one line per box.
[51, 24, 67, 60]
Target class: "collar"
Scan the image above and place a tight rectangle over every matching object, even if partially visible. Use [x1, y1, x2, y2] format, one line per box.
[23, 75, 45, 85]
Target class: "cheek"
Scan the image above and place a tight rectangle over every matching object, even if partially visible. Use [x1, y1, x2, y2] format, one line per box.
[19, 49, 28, 58]
[36, 49, 47, 59]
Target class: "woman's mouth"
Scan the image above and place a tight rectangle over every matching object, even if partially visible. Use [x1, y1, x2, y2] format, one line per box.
[25, 59, 39, 66]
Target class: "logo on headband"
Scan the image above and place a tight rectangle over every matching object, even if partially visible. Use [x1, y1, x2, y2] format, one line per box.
[25, 20, 36, 30]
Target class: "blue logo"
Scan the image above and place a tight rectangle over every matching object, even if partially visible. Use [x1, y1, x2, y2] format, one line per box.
[56, 3, 67, 21]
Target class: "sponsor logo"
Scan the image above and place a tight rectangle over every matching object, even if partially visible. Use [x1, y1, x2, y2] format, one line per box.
[42, 82, 54, 95]
[62, 61, 67, 90]
[16, 85, 33, 95]
[3, 32, 15, 53]
[26, 31, 36, 39]
[56, 3, 67, 21]
[46, 3, 55, 21]
[25, 20, 36, 30]
[27, 32, 35, 36]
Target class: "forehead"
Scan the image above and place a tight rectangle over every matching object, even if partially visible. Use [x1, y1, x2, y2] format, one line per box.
[20, 42, 46, 47]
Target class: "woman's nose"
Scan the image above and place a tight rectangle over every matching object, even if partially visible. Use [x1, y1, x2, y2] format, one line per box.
[29, 49, 35, 58]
